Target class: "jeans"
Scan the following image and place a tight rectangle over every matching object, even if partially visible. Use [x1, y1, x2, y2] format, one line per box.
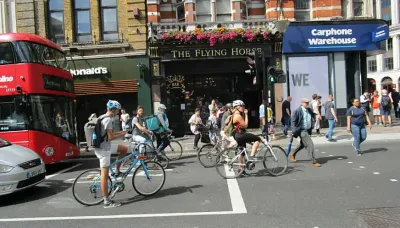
[155, 133, 170, 152]
[283, 116, 290, 135]
[209, 130, 217, 144]
[350, 124, 367, 151]
[327, 119, 335, 140]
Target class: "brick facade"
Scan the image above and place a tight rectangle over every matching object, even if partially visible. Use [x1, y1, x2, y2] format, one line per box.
[148, 0, 354, 23]
[15, 0, 147, 54]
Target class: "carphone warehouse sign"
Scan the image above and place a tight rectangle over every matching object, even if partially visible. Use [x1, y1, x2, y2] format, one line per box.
[283, 22, 389, 53]
[288, 56, 329, 112]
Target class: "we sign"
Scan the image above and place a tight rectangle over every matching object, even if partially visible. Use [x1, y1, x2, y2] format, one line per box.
[291, 73, 310, 87]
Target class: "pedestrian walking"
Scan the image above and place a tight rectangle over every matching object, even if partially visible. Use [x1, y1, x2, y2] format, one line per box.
[120, 108, 130, 130]
[324, 95, 338, 142]
[360, 91, 371, 114]
[311, 94, 322, 136]
[281, 96, 292, 137]
[84, 113, 97, 152]
[259, 100, 265, 132]
[290, 98, 321, 167]
[189, 108, 204, 150]
[378, 89, 393, 127]
[371, 91, 382, 125]
[347, 98, 372, 155]
[391, 89, 400, 118]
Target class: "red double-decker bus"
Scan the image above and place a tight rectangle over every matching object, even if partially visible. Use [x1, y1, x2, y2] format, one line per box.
[0, 33, 79, 164]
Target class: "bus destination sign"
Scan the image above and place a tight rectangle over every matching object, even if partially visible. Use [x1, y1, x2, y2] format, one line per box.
[43, 74, 74, 93]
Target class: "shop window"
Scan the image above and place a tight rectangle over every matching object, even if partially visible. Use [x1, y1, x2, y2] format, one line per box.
[176, 3, 185, 22]
[100, 0, 118, 41]
[352, 0, 363, 16]
[48, 0, 65, 44]
[295, 0, 310, 21]
[387, 37, 393, 50]
[0, 42, 14, 65]
[196, 0, 211, 22]
[216, 0, 231, 21]
[74, 0, 92, 43]
[384, 57, 394, 71]
[368, 60, 377, 72]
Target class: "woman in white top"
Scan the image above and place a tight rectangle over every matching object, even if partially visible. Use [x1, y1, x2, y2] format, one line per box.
[189, 108, 204, 150]
[208, 99, 218, 117]
[120, 108, 130, 130]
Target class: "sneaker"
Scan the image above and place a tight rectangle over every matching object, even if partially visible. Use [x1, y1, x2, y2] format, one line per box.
[249, 156, 259, 162]
[374, 123, 378, 125]
[312, 162, 321, 167]
[111, 171, 124, 178]
[239, 171, 250, 177]
[103, 200, 122, 208]
[357, 152, 362, 156]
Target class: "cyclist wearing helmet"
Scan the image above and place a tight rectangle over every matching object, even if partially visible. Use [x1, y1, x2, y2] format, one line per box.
[232, 100, 268, 173]
[154, 104, 171, 152]
[95, 100, 128, 208]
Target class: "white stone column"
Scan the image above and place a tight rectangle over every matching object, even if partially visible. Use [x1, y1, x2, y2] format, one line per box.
[377, 54, 384, 72]
[346, 0, 353, 18]
[375, 0, 382, 18]
[392, 35, 400, 70]
[391, 0, 399, 24]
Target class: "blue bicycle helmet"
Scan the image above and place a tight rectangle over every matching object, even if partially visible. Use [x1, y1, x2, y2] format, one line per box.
[106, 100, 121, 110]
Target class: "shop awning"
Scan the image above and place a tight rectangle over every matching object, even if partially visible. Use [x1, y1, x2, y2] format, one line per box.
[74, 80, 138, 95]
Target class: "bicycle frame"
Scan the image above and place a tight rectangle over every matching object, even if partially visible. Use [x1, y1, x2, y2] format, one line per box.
[109, 151, 152, 181]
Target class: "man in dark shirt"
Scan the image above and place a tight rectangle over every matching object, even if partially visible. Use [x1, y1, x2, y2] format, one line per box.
[391, 89, 400, 118]
[281, 96, 292, 136]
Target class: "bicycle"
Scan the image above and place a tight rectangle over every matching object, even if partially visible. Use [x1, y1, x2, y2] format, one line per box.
[215, 136, 288, 179]
[125, 137, 170, 169]
[72, 151, 166, 206]
[197, 131, 230, 168]
[151, 132, 183, 161]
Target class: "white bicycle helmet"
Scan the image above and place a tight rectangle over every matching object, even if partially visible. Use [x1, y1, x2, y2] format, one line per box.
[159, 104, 167, 110]
[106, 100, 121, 110]
[232, 100, 245, 107]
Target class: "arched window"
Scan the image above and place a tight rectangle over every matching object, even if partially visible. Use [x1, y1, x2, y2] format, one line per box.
[382, 77, 394, 92]
[48, 0, 65, 44]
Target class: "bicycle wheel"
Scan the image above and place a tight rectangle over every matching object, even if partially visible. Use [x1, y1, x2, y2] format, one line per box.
[198, 144, 219, 168]
[132, 161, 166, 196]
[72, 169, 112, 206]
[262, 145, 288, 176]
[163, 140, 183, 161]
[154, 153, 169, 169]
[215, 148, 245, 179]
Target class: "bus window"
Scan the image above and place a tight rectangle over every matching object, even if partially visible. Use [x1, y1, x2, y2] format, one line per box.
[53, 50, 68, 70]
[13, 41, 40, 63]
[0, 97, 29, 132]
[0, 43, 15, 65]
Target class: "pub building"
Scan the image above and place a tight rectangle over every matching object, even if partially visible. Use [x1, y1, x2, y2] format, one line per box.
[149, 21, 285, 137]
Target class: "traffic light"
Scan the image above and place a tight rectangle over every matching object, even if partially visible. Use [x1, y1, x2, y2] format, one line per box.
[245, 52, 261, 86]
[267, 66, 286, 84]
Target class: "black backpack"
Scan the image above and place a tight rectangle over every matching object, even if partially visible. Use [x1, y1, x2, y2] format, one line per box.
[381, 95, 391, 108]
[217, 112, 224, 128]
[90, 116, 108, 148]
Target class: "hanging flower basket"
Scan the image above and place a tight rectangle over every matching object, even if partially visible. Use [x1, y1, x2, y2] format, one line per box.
[159, 27, 275, 47]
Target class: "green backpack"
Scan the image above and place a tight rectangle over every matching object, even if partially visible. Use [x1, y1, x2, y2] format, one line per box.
[224, 115, 235, 136]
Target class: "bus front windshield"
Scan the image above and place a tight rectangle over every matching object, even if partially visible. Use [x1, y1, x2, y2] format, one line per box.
[0, 95, 76, 143]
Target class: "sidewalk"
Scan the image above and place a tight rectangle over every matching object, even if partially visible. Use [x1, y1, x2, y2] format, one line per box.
[76, 121, 400, 158]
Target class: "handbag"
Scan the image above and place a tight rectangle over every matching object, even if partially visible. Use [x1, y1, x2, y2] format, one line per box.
[195, 124, 204, 132]
[200, 132, 210, 144]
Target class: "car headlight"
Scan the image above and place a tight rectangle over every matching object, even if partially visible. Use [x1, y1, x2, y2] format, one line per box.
[44, 147, 54, 156]
[0, 164, 14, 173]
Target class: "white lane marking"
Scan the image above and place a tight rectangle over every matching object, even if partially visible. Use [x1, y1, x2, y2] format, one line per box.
[224, 164, 247, 213]
[328, 155, 333, 157]
[390, 179, 398, 182]
[337, 158, 343, 160]
[46, 164, 82, 180]
[359, 166, 365, 169]
[348, 162, 353, 164]
[0, 211, 243, 222]
[373, 172, 380, 175]
[321, 152, 326, 154]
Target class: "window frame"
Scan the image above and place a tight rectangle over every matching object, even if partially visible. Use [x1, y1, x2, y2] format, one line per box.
[100, 0, 119, 42]
[294, 0, 311, 22]
[367, 59, 377, 72]
[196, 0, 212, 22]
[216, 0, 231, 22]
[352, 0, 363, 17]
[48, 0, 65, 45]
[384, 57, 394, 71]
[176, 2, 185, 22]
[73, 0, 92, 43]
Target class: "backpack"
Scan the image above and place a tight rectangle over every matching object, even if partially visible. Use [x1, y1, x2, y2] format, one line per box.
[144, 113, 167, 133]
[90, 116, 109, 148]
[223, 115, 235, 136]
[381, 95, 391, 108]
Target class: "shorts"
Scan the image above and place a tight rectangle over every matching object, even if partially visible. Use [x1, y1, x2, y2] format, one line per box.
[373, 108, 380, 116]
[94, 149, 112, 168]
[380, 107, 391, 116]
[234, 132, 260, 147]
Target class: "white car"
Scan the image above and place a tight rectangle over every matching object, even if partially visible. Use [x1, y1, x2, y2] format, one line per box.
[0, 137, 46, 196]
